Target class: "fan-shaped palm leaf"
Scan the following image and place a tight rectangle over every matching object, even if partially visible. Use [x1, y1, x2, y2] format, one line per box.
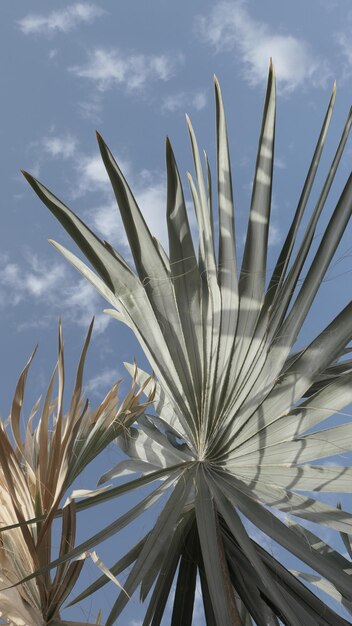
[0, 322, 153, 626]
[23, 63, 352, 625]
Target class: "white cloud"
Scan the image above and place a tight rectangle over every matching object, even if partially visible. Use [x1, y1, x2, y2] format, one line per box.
[0, 255, 66, 305]
[0, 262, 25, 305]
[320, 0, 341, 11]
[268, 222, 282, 247]
[338, 33, 352, 63]
[70, 146, 168, 253]
[0, 253, 109, 335]
[26, 132, 79, 179]
[336, 31, 352, 79]
[61, 278, 110, 334]
[89, 201, 127, 247]
[162, 90, 208, 113]
[26, 266, 65, 297]
[69, 48, 183, 92]
[69, 141, 202, 266]
[85, 368, 122, 397]
[73, 152, 130, 197]
[274, 157, 286, 170]
[192, 91, 208, 111]
[197, 1, 331, 93]
[41, 134, 78, 159]
[78, 154, 110, 186]
[18, 3, 105, 35]
[77, 95, 103, 122]
[87, 174, 168, 254]
[135, 176, 167, 249]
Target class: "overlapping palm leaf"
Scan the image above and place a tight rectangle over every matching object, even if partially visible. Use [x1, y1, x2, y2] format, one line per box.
[23, 62, 352, 624]
[0, 321, 152, 626]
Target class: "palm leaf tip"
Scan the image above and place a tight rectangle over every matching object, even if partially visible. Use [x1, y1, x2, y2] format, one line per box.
[24, 64, 352, 625]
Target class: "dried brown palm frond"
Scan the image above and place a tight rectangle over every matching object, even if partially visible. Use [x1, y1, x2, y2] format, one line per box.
[0, 321, 153, 626]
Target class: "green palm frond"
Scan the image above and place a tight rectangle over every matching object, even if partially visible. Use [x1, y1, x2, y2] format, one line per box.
[0, 322, 153, 626]
[23, 62, 352, 625]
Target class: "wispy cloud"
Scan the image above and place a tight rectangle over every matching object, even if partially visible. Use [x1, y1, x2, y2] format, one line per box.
[77, 94, 103, 122]
[17, 3, 105, 36]
[197, 1, 331, 93]
[134, 174, 167, 249]
[89, 201, 126, 247]
[73, 152, 131, 198]
[336, 29, 352, 80]
[75, 154, 111, 190]
[268, 222, 282, 247]
[274, 157, 286, 170]
[61, 279, 110, 333]
[0, 253, 109, 334]
[85, 368, 122, 397]
[0, 254, 66, 305]
[69, 48, 183, 92]
[83, 166, 168, 254]
[162, 90, 208, 113]
[337, 33, 352, 64]
[87, 185, 168, 261]
[26, 132, 79, 179]
[41, 134, 78, 159]
[58, 140, 168, 252]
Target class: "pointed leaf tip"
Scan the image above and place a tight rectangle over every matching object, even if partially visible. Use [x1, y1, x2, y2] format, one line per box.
[165, 135, 172, 151]
[95, 130, 106, 149]
[21, 169, 35, 185]
[87, 316, 95, 337]
[268, 58, 276, 80]
[29, 344, 39, 362]
[214, 75, 221, 94]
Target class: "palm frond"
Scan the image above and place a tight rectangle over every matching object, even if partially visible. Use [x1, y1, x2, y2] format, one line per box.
[24, 63, 352, 625]
[0, 322, 153, 626]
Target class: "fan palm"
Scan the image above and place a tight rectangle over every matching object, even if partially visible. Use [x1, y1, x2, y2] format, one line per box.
[22, 62, 352, 625]
[0, 321, 152, 626]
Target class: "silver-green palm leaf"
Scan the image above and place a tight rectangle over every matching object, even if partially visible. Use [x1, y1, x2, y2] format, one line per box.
[24, 63, 352, 625]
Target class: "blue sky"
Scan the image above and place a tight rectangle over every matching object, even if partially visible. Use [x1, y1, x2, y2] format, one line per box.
[1, 1, 352, 624]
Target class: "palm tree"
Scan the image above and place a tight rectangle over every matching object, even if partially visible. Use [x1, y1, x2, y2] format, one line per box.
[23, 62, 352, 625]
[0, 321, 152, 626]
